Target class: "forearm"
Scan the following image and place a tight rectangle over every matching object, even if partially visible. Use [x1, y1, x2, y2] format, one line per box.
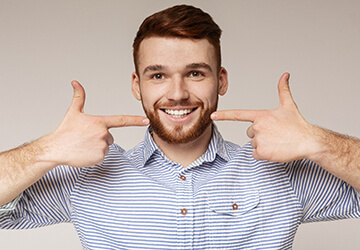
[309, 126, 360, 191]
[0, 135, 58, 206]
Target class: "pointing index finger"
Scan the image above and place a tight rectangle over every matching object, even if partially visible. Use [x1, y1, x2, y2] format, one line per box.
[211, 109, 263, 122]
[102, 115, 149, 128]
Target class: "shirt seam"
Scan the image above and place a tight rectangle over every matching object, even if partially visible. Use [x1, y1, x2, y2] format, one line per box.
[283, 160, 307, 219]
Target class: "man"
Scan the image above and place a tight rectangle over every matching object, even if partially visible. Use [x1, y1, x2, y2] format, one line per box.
[0, 4, 359, 249]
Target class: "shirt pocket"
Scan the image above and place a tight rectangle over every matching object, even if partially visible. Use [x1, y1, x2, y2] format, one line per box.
[207, 186, 260, 216]
[206, 186, 262, 249]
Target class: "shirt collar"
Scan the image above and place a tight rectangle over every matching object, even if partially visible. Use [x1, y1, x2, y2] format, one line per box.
[202, 124, 231, 163]
[126, 124, 230, 167]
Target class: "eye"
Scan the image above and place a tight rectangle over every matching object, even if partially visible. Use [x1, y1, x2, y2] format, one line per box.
[152, 73, 164, 80]
[189, 71, 204, 78]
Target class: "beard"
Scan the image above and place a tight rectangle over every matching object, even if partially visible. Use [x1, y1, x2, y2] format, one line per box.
[143, 98, 218, 144]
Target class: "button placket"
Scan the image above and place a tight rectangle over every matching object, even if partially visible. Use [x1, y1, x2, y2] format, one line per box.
[176, 170, 193, 248]
[178, 171, 188, 216]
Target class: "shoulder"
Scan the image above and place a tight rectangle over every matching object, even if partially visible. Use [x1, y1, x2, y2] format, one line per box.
[224, 140, 255, 161]
[100, 142, 147, 167]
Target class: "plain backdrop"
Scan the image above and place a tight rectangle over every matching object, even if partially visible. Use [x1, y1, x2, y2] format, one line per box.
[0, 0, 359, 249]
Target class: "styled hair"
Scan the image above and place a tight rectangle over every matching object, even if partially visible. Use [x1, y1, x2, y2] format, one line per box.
[133, 5, 222, 74]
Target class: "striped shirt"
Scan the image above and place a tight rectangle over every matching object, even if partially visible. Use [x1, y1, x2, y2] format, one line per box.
[1, 125, 359, 249]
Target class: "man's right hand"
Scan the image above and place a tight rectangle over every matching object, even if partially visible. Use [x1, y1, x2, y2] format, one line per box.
[0, 80, 149, 206]
[44, 80, 149, 168]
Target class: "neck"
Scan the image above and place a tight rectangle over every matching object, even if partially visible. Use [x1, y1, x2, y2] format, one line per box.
[153, 125, 213, 168]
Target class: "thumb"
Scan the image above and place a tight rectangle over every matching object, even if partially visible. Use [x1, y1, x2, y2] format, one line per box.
[70, 80, 86, 113]
[278, 72, 295, 107]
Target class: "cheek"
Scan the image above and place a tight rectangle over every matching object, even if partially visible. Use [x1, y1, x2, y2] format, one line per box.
[140, 85, 162, 105]
[196, 88, 219, 106]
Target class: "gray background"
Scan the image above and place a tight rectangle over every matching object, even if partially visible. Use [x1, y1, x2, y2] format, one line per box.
[0, 0, 359, 249]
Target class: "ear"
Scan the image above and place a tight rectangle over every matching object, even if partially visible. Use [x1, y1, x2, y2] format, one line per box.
[218, 67, 228, 96]
[131, 72, 142, 100]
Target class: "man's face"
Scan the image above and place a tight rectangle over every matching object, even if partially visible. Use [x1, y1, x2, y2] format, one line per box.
[132, 37, 228, 144]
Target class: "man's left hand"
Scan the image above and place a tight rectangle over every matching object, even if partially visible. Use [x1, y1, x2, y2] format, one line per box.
[211, 73, 318, 162]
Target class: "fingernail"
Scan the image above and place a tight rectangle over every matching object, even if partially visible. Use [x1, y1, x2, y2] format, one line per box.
[285, 73, 290, 81]
[210, 113, 218, 120]
[143, 118, 150, 125]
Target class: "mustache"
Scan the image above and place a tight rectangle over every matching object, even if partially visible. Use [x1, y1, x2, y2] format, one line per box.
[154, 100, 203, 109]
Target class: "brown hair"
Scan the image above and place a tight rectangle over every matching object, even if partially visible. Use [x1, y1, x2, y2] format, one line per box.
[133, 5, 222, 75]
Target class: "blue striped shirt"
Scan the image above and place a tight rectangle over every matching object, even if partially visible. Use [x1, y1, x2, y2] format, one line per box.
[1, 125, 359, 249]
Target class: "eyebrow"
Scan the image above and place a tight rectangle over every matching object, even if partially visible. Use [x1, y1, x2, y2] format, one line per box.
[142, 62, 213, 75]
[143, 64, 165, 75]
[185, 63, 213, 72]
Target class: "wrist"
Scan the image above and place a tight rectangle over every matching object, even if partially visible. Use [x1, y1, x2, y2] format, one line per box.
[301, 125, 328, 163]
[34, 134, 62, 172]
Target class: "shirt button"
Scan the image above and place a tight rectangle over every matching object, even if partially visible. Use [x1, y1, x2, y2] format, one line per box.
[232, 203, 238, 210]
[180, 175, 186, 181]
[181, 208, 188, 215]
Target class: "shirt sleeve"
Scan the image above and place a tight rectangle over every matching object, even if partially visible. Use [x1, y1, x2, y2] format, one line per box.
[286, 159, 360, 223]
[0, 196, 22, 213]
[0, 165, 84, 229]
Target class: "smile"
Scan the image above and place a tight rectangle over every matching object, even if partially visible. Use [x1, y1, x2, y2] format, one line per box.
[162, 108, 196, 118]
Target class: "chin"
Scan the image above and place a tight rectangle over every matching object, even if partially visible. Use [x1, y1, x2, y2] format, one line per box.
[151, 121, 212, 144]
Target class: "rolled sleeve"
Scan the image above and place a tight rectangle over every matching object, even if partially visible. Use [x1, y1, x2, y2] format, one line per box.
[0, 165, 84, 229]
[0, 195, 22, 214]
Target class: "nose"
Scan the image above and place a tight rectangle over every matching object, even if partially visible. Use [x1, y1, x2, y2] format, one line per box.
[166, 76, 190, 101]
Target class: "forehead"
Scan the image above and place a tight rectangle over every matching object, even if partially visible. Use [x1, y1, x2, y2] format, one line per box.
[137, 37, 217, 73]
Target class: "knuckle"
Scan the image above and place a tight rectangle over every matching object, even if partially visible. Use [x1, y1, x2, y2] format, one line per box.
[234, 111, 243, 120]
[94, 150, 106, 165]
[94, 117, 105, 125]
[99, 140, 109, 150]
[104, 147, 110, 156]
[246, 128, 252, 137]
[259, 148, 273, 161]
[254, 147, 270, 161]
[252, 150, 260, 160]
[99, 129, 109, 139]
[108, 135, 114, 145]
[118, 116, 126, 126]
[252, 123, 261, 132]
[93, 158, 104, 166]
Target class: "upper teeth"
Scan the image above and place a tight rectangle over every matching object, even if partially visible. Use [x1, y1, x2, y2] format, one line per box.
[164, 109, 192, 117]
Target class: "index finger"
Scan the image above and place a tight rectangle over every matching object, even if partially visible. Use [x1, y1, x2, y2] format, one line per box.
[211, 109, 264, 122]
[101, 115, 149, 128]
